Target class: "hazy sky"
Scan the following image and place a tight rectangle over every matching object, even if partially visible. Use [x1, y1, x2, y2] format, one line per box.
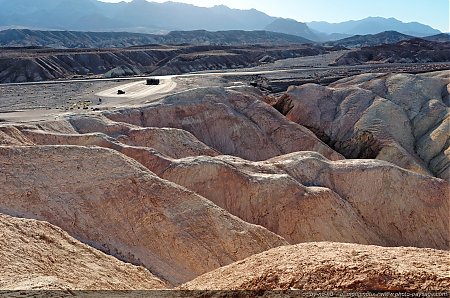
[100, 0, 450, 32]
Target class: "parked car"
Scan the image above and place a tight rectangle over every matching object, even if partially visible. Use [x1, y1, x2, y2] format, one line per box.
[146, 78, 160, 85]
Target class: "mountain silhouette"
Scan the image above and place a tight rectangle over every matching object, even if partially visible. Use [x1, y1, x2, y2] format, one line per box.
[308, 17, 440, 37]
[0, 0, 441, 39]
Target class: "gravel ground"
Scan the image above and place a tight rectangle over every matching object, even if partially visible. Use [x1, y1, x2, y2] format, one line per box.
[0, 81, 120, 112]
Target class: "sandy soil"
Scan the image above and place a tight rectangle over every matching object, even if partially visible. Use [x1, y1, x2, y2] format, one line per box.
[0, 109, 71, 123]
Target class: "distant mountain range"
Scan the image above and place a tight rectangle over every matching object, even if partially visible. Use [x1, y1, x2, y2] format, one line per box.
[1, 28, 447, 50]
[308, 17, 441, 37]
[0, 0, 442, 42]
[0, 0, 277, 33]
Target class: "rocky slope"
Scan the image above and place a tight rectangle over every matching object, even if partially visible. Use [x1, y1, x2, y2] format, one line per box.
[274, 71, 450, 180]
[0, 145, 287, 286]
[0, 213, 166, 290]
[182, 242, 450, 291]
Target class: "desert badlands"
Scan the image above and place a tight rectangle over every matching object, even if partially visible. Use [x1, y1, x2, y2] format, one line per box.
[0, 0, 450, 296]
[0, 69, 449, 297]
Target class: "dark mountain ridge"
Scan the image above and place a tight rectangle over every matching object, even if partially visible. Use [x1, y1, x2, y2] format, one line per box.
[2, 28, 446, 50]
[423, 33, 450, 43]
[0, 29, 313, 49]
[327, 31, 415, 48]
[332, 38, 450, 65]
[264, 18, 320, 41]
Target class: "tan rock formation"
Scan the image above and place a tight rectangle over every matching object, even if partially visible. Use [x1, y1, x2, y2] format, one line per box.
[0, 72, 448, 291]
[268, 152, 450, 249]
[1, 98, 448, 250]
[8, 121, 448, 250]
[275, 71, 450, 179]
[104, 87, 342, 161]
[0, 213, 166, 290]
[18, 127, 174, 175]
[0, 126, 33, 145]
[160, 152, 449, 250]
[161, 155, 384, 245]
[66, 114, 220, 159]
[0, 145, 287, 286]
[116, 127, 220, 158]
[182, 242, 450, 291]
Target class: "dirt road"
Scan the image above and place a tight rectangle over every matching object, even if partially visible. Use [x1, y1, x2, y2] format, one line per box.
[96, 79, 177, 100]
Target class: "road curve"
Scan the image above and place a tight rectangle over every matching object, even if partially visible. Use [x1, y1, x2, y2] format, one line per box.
[96, 79, 177, 99]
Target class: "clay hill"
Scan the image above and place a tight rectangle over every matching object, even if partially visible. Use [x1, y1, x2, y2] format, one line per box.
[0, 72, 449, 291]
[0, 44, 326, 83]
[0, 143, 288, 286]
[182, 242, 450, 291]
[0, 213, 166, 290]
[275, 71, 450, 180]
